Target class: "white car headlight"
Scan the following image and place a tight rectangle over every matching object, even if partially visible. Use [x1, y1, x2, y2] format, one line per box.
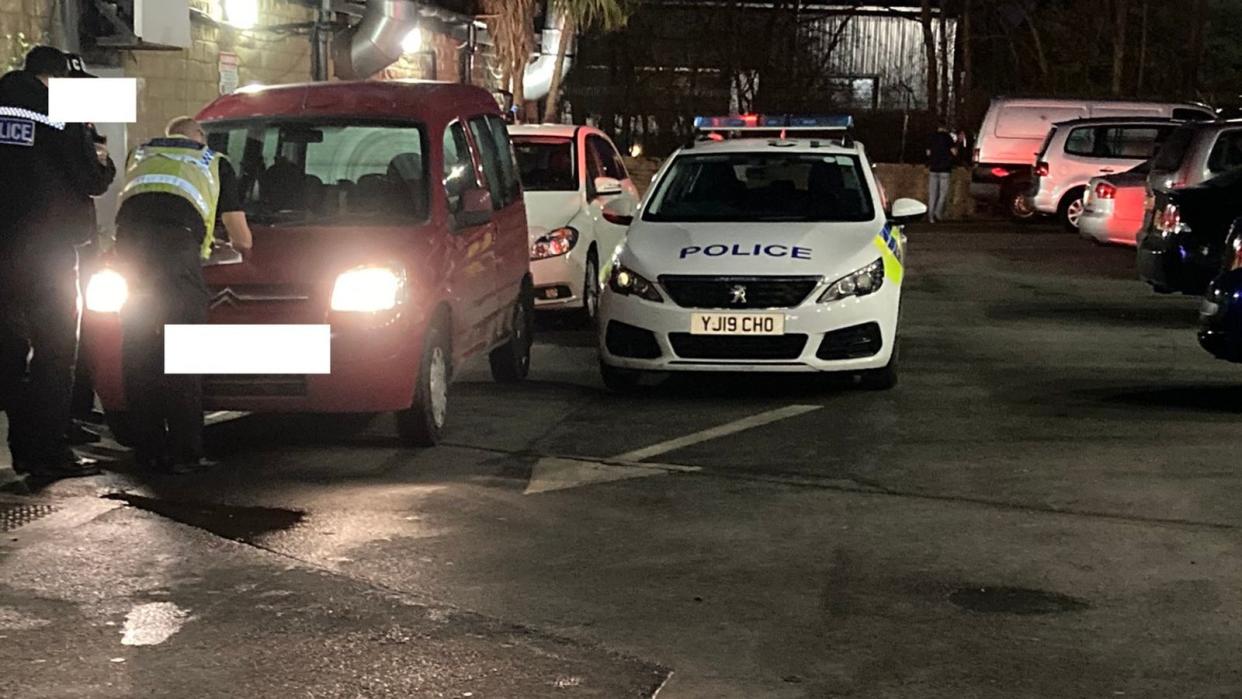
[531, 226, 579, 260]
[330, 265, 405, 312]
[819, 259, 884, 303]
[85, 269, 129, 313]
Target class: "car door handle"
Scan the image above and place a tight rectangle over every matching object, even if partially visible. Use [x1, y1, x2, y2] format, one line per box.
[1099, 169, 1115, 174]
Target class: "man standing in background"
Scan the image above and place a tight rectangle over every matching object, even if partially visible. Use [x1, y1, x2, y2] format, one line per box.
[925, 122, 958, 224]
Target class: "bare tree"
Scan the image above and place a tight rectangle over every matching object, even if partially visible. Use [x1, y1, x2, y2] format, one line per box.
[1136, 0, 1148, 93]
[1112, 0, 1128, 96]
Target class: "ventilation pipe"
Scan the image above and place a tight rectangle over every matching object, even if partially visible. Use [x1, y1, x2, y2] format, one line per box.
[522, 5, 575, 101]
[334, 0, 421, 81]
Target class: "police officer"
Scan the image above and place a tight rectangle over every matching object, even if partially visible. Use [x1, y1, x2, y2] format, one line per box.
[0, 46, 115, 480]
[115, 116, 251, 474]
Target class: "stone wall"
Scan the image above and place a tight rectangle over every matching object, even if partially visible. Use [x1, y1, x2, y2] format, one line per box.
[623, 157, 977, 220]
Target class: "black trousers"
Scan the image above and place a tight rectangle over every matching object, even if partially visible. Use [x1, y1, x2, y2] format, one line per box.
[116, 218, 209, 466]
[0, 245, 79, 465]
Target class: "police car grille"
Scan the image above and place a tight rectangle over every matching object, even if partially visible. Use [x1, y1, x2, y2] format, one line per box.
[669, 333, 808, 360]
[659, 276, 819, 309]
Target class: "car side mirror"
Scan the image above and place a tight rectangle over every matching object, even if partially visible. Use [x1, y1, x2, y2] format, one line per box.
[594, 176, 624, 197]
[601, 196, 635, 226]
[455, 188, 494, 228]
[202, 242, 244, 267]
[889, 198, 927, 224]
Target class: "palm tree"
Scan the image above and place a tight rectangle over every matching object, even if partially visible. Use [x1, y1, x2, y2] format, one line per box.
[481, 0, 539, 110]
[544, 0, 636, 122]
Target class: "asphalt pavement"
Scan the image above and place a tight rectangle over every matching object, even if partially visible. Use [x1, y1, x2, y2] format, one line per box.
[5, 221, 1242, 697]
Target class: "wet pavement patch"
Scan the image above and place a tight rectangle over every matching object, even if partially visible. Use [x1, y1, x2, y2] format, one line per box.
[103, 493, 304, 544]
[949, 585, 1089, 615]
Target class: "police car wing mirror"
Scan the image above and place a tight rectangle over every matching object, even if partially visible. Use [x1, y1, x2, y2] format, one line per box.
[889, 198, 927, 224]
[593, 176, 624, 197]
[455, 187, 494, 229]
[601, 197, 634, 226]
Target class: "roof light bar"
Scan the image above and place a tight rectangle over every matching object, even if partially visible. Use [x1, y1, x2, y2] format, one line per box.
[693, 114, 854, 131]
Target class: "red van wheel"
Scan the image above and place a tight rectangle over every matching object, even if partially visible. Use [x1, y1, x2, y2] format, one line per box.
[396, 321, 450, 447]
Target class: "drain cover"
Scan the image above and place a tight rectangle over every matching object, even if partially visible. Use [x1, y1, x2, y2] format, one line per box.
[949, 585, 1088, 615]
[0, 502, 57, 532]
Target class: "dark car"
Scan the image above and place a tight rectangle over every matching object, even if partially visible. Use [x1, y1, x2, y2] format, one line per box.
[1198, 218, 1242, 361]
[1137, 167, 1242, 294]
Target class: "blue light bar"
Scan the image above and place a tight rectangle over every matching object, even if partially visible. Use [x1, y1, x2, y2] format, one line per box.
[693, 114, 854, 130]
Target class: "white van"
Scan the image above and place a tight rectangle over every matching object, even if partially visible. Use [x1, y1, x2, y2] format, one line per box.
[970, 98, 1213, 219]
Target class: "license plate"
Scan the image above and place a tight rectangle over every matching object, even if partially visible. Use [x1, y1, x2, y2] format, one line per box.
[690, 313, 785, 336]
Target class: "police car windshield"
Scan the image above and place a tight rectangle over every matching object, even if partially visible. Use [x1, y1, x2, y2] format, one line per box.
[513, 137, 577, 191]
[644, 153, 874, 223]
[204, 119, 428, 225]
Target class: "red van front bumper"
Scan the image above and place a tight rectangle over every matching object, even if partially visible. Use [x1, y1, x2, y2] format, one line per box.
[84, 311, 423, 414]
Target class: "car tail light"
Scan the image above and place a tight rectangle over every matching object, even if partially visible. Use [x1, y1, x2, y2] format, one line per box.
[989, 166, 1010, 179]
[1094, 182, 1117, 200]
[1155, 204, 1182, 235]
[1034, 161, 1050, 177]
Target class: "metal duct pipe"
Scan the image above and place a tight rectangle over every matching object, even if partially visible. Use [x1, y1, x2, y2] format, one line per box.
[522, 5, 575, 101]
[333, 0, 421, 80]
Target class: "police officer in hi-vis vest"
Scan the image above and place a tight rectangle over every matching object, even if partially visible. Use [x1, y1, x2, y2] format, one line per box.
[115, 116, 252, 474]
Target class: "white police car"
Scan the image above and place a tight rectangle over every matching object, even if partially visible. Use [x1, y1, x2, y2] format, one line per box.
[597, 115, 927, 390]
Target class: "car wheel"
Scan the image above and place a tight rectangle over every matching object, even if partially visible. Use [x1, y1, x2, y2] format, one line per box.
[1058, 187, 1086, 232]
[396, 320, 450, 447]
[1007, 188, 1037, 221]
[579, 252, 601, 326]
[600, 362, 642, 392]
[858, 347, 898, 391]
[104, 410, 137, 447]
[489, 287, 533, 383]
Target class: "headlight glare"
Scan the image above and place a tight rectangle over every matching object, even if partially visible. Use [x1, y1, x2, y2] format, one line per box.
[531, 226, 579, 260]
[330, 265, 405, 312]
[819, 259, 884, 303]
[85, 269, 129, 313]
[608, 264, 663, 303]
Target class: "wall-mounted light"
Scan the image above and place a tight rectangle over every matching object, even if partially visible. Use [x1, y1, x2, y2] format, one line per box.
[401, 27, 423, 55]
[223, 0, 259, 29]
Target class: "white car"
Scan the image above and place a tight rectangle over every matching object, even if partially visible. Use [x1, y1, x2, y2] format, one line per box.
[597, 116, 926, 391]
[510, 125, 640, 321]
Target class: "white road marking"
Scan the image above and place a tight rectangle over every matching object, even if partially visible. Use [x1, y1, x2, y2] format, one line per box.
[523, 405, 820, 495]
[120, 602, 190, 646]
[204, 411, 249, 426]
[610, 404, 822, 463]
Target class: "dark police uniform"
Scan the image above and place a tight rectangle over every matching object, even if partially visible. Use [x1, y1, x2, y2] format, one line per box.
[115, 138, 242, 471]
[0, 61, 115, 475]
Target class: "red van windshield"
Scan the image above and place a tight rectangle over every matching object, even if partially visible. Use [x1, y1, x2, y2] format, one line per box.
[204, 119, 429, 225]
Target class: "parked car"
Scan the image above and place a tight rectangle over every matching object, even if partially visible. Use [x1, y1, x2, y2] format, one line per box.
[83, 81, 534, 447]
[970, 97, 1213, 220]
[1079, 161, 1152, 246]
[1146, 119, 1242, 194]
[510, 124, 640, 322]
[1198, 221, 1242, 363]
[1029, 117, 1180, 230]
[1137, 166, 1242, 295]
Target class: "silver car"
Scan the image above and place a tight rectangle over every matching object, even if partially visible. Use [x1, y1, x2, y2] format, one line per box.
[1029, 117, 1181, 231]
[1079, 162, 1150, 246]
[1147, 119, 1242, 194]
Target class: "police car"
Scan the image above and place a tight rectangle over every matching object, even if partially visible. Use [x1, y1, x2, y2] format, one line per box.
[597, 115, 927, 390]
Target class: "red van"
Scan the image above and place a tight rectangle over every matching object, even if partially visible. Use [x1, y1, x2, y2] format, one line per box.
[83, 81, 534, 446]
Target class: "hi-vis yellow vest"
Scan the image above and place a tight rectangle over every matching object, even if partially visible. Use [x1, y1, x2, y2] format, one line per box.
[118, 143, 223, 259]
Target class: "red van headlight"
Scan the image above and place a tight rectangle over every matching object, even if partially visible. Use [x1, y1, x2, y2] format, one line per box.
[330, 264, 406, 312]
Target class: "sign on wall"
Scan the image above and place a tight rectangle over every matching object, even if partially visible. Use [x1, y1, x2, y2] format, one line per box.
[218, 52, 239, 95]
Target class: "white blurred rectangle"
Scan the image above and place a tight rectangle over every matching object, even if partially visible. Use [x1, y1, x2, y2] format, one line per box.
[48, 78, 137, 124]
[164, 325, 331, 375]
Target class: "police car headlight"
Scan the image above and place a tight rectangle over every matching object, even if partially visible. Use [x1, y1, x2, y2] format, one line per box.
[608, 265, 663, 303]
[331, 265, 405, 312]
[85, 269, 129, 313]
[819, 259, 884, 303]
[531, 227, 579, 260]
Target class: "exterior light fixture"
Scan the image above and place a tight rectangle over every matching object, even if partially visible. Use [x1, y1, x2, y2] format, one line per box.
[402, 27, 423, 55]
[223, 0, 259, 29]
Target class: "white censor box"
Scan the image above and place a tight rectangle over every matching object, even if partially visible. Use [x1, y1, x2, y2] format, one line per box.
[48, 78, 138, 124]
[164, 325, 331, 374]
